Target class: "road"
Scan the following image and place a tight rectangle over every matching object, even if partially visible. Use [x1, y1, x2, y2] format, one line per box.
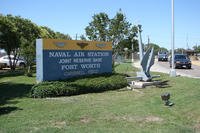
[134, 60, 200, 78]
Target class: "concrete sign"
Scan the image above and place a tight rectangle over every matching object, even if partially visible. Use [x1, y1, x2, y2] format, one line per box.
[36, 39, 112, 82]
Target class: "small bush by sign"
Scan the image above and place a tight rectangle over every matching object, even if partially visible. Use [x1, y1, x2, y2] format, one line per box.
[31, 73, 127, 98]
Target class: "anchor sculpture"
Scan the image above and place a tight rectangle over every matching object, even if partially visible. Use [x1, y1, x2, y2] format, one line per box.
[136, 25, 155, 81]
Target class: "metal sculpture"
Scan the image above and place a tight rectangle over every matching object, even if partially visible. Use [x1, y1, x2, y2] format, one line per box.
[136, 25, 155, 81]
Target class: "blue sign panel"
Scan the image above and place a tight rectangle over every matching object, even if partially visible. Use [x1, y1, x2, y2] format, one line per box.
[42, 50, 112, 81]
[36, 39, 112, 82]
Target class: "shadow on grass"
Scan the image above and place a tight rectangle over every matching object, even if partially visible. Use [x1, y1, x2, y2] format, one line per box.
[0, 82, 33, 115]
[153, 80, 171, 88]
[0, 69, 25, 79]
[0, 106, 23, 115]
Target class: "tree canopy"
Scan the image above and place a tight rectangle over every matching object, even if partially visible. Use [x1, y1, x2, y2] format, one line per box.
[109, 10, 131, 46]
[85, 13, 110, 41]
[145, 43, 168, 55]
[85, 10, 169, 63]
[0, 15, 21, 70]
[193, 45, 200, 53]
[0, 14, 71, 71]
[85, 10, 138, 55]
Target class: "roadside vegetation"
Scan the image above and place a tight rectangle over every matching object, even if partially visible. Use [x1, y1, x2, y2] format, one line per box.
[0, 63, 200, 133]
[0, 14, 71, 75]
[1, 10, 200, 133]
[0, 11, 171, 76]
[31, 73, 127, 98]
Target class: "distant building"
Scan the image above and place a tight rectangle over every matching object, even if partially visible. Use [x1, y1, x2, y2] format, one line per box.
[185, 49, 197, 56]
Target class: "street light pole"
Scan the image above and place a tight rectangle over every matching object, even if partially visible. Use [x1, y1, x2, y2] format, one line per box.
[138, 25, 144, 62]
[170, 0, 176, 77]
[131, 38, 134, 63]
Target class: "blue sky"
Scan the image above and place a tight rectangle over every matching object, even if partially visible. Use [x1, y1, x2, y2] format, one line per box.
[1, 0, 200, 49]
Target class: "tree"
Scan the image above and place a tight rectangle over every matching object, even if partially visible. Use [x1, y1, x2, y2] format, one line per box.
[0, 15, 21, 70]
[115, 25, 139, 57]
[39, 26, 72, 40]
[79, 34, 87, 40]
[9, 15, 41, 74]
[85, 11, 139, 71]
[145, 43, 168, 55]
[109, 9, 131, 47]
[193, 45, 200, 53]
[123, 25, 138, 52]
[20, 38, 35, 76]
[159, 47, 168, 53]
[40, 26, 56, 38]
[1, 14, 73, 73]
[85, 13, 110, 41]
[175, 48, 186, 54]
[85, 10, 136, 52]
[1, 15, 39, 71]
[55, 32, 71, 40]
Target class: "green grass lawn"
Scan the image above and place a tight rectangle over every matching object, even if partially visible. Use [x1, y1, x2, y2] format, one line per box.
[0, 64, 200, 133]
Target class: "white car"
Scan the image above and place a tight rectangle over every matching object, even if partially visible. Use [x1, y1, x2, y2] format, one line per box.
[0, 55, 26, 68]
[0, 62, 6, 69]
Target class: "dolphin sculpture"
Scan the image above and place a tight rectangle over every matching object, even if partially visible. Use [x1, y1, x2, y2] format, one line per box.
[136, 25, 155, 81]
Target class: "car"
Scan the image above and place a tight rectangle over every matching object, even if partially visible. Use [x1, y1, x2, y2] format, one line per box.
[169, 54, 191, 69]
[0, 55, 26, 68]
[158, 51, 168, 61]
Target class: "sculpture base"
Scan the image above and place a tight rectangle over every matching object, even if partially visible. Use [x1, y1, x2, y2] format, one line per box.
[129, 81, 162, 89]
[136, 71, 152, 82]
[169, 69, 176, 77]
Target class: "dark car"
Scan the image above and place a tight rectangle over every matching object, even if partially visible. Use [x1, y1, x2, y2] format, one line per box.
[158, 54, 168, 61]
[158, 51, 168, 61]
[169, 54, 191, 69]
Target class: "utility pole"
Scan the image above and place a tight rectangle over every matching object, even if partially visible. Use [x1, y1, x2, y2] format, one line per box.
[148, 36, 150, 45]
[75, 34, 78, 40]
[170, 0, 176, 77]
[186, 34, 189, 50]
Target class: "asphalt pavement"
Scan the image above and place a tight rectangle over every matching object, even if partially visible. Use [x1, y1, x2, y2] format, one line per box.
[133, 60, 200, 78]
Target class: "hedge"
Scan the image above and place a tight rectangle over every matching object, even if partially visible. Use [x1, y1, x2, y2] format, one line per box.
[31, 73, 128, 98]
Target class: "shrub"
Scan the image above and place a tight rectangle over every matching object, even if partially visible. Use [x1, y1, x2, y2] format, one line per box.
[31, 73, 127, 98]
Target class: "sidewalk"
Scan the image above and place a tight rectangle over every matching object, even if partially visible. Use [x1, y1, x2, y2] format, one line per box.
[192, 60, 200, 67]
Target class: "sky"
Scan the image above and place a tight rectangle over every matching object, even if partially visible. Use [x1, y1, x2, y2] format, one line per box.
[1, 0, 200, 50]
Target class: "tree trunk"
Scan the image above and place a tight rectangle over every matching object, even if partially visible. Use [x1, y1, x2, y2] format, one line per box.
[28, 65, 31, 74]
